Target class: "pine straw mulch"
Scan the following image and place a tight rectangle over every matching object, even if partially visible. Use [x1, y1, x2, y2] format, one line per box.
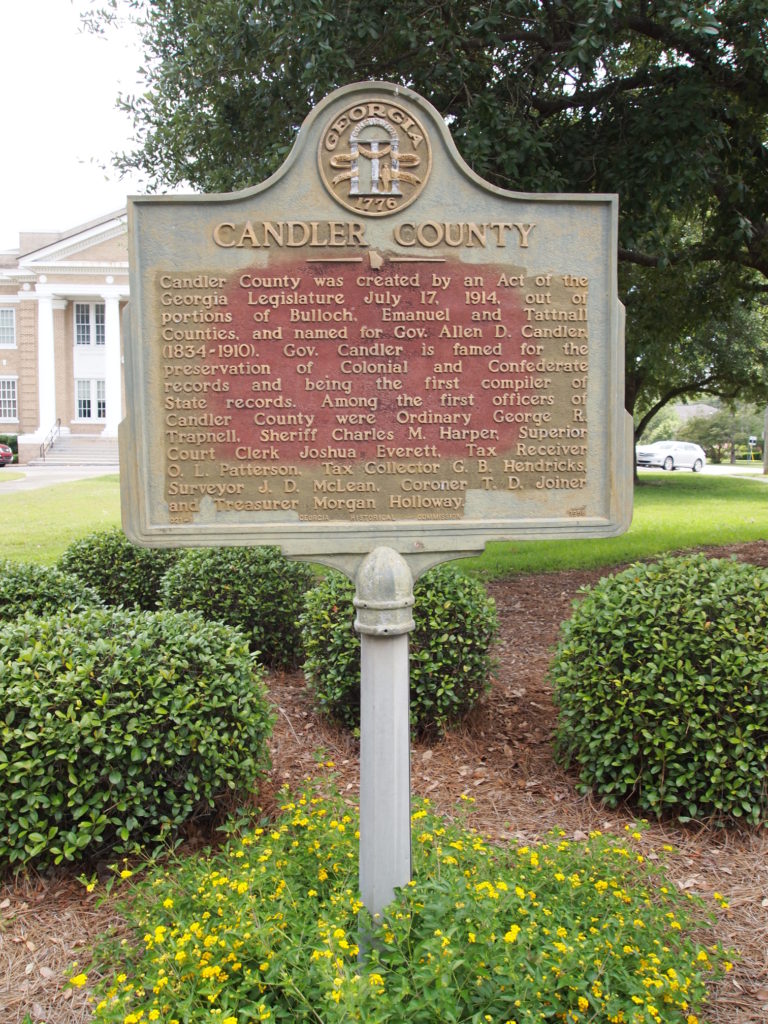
[2, 540, 768, 1024]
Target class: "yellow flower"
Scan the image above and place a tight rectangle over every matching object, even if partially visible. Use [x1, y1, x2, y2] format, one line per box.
[120, 869, 133, 879]
[69, 973, 88, 988]
[578, 996, 589, 1012]
[222, 1017, 238, 1024]
[504, 925, 521, 944]
[162, 897, 174, 909]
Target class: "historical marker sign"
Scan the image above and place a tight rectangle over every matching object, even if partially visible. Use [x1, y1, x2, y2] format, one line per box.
[121, 82, 632, 570]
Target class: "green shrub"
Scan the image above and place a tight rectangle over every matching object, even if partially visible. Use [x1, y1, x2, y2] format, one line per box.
[0, 558, 101, 620]
[551, 554, 768, 823]
[299, 564, 498, 734]
[59, 528, 179, 610]
[86, 780, 729, 1024]
[159, 545, 312, 669]
[0, 607, 274, 868]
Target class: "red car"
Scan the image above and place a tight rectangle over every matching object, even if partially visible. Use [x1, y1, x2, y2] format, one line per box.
[0, 443, 13, 466]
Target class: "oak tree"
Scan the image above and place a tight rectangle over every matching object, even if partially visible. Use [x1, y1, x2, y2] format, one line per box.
[88, 0, 768, 431]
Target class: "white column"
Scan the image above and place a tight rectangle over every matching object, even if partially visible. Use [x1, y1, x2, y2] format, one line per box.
[102, 293, 122, 435]
[35, 291, 57, 438]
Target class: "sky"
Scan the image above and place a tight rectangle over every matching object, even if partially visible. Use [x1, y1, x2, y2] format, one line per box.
[0, 1, 152, 251]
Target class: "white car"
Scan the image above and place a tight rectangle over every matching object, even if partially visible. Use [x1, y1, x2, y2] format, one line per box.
[635, 440, 706, 472]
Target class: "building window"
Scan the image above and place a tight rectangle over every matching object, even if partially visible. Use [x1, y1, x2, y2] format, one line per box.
[75, 302, 106, 346]
[75, 305, 90, 346]
[0, 378, 18, 419]
[0, 308, 15, 347]
[95, 304, 105, 345]
[76, 379, 106, 419]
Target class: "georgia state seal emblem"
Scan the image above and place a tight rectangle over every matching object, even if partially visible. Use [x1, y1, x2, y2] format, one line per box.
[318, 98, 432, 216]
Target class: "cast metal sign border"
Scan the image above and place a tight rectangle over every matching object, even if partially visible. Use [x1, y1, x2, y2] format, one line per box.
[120, 81, 632, 576]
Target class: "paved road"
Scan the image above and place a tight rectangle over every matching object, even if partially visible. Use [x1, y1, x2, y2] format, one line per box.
[0, 464, 120, 493]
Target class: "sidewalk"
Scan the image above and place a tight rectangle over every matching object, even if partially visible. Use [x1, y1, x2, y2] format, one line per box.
[638, 463, 767, 479]
[701, 462, 766, 476]
[0, 464, 119, 493]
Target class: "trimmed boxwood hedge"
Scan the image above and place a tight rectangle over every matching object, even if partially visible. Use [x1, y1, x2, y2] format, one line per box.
[0, 607, 274, 868]
[59, 528, 179, 610]
[159, 545, 313, 669]
[551, 554, 768, 824]
[299, 564, 498, 735]
[0, 558, 102, 621]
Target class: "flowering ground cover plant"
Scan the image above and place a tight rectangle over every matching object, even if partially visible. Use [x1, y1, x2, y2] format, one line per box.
[83, 778, 730, 1024]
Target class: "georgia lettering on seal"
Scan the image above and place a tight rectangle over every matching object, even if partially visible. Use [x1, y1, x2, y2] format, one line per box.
[318, 99, 432, 216]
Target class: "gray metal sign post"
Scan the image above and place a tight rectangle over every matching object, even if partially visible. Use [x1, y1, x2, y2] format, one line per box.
[354, 547, 415, 918]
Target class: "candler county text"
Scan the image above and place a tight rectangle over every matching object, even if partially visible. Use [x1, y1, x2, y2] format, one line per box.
[212, 220, 536, 249]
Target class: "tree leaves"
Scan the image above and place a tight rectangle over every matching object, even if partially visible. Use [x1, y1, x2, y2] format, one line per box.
[87, 0, 768, 427]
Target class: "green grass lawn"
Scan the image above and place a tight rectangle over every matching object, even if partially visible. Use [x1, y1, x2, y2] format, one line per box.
[0, 474, 121, 564]
[0, 470, 765, 573]
[464, 471, 767, 577]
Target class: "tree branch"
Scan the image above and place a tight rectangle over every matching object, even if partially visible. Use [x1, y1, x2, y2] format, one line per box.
[532, 65, 685, 115]
[618, 247, 665, 269]
[633, 378, 718, 441]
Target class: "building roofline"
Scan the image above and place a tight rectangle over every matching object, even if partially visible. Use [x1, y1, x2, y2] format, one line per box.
[17, 209, 127, 258]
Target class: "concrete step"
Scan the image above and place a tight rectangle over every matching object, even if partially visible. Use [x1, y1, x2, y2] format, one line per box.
[29, 436, 119, 467]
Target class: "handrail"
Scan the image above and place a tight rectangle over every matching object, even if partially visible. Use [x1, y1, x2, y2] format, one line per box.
[39, 418, 61, 461]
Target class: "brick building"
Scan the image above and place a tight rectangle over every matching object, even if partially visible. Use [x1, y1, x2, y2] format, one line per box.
[0, 211, 128, 463]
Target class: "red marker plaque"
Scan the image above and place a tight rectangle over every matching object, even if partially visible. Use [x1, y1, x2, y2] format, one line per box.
[122, 82, 631, 573]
